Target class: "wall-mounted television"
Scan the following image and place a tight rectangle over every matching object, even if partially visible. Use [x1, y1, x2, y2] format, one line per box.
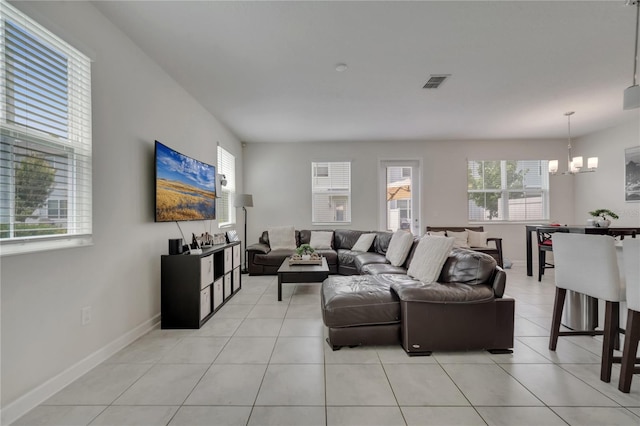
[155, 140, 216, 222]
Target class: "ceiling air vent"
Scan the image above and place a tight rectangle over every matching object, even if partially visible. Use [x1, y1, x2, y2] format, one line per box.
[423, 74, 450, 89]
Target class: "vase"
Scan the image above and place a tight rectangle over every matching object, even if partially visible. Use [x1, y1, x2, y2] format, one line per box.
[302, 254, 311, 261]
[596, 218, 610, 228]
[586, 218, 596, 227]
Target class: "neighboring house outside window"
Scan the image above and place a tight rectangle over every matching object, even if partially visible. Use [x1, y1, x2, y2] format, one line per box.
[0, 2, 92, 255]
[467, 160, 549, 222]
[217, 145, 236, 227]
[312, 161, 351, 224]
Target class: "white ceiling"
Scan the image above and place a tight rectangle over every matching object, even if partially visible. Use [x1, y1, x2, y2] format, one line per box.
[93, 1, 640, 143]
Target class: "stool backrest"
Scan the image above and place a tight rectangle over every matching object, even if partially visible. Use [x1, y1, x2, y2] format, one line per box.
[553, 233, 624, 302]
[623, 239, 640, 312]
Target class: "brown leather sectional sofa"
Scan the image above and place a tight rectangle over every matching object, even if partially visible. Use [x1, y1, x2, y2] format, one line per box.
[246, 228, 514, 355]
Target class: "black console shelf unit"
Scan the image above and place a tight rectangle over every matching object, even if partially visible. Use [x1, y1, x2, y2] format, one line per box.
[161, 241, 241, 329]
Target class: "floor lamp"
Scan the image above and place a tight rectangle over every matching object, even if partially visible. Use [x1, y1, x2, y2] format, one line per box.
[234, 194, 253, 274]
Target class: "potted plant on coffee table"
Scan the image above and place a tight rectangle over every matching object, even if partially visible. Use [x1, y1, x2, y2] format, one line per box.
[588, 209, 619, 228]
[296, 244, 315, 260]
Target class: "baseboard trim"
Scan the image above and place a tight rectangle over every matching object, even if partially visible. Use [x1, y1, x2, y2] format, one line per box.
[1, 314, 161, 426]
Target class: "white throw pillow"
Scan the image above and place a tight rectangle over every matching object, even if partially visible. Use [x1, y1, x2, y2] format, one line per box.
[385, 230, 414, 267]
[447, 230, 469, 248]
[466, 229, 489, 248]
[407, 236, 455, 284]
[268, 226, 296, 250]
[310, 231, 333, 249]
[352, 233, 376, 252]
[427, 231, 446, 237]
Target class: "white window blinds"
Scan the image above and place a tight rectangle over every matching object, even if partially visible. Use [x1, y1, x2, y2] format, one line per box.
[217, 145, 235, 226]
[0, 1, 92, 255]
[312, 161, 351, 224]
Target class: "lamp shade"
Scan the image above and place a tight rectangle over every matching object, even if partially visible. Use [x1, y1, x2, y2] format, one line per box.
[624, 85, 640, 110]
[234, 194, 253, 208]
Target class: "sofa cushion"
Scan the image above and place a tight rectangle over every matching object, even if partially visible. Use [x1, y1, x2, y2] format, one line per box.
[268, 226, 296, 250]
[446, 230, 469, 248]
[466, 229, 489, 248]
[352, 233, 376, 252]
[337, 249, 360, 267]
[427, 230, 446, 237]
[438, 248, 497, 285]
[310, 231, 334, 249]
[354, 252, 388, 271]
[252, 249, 296, 267]
[391, 280, 495, 304]
[385, 230, 414, 266]
[333, 229, 366, 250]
[321, 275, 402, 328]
[315, 249, 338, 266]
[407, 236, 455, 283]
[361, 263, 408, 275]
[373, 231, 393, 255]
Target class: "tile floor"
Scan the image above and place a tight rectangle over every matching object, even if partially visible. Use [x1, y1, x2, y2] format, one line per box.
[13, 264, 640, 426]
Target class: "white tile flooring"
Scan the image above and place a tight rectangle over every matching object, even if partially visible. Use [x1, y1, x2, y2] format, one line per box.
[13, 264, 640, 426]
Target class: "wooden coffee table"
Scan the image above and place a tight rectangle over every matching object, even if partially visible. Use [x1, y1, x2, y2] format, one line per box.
[277, 257, 329, 301]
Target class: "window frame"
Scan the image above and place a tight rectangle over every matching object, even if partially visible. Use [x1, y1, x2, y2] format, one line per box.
[311, 161, 351, 225]
[216, 145, 236, 228]
[467, 159, 550, 223]
[0, 1, 92, 256]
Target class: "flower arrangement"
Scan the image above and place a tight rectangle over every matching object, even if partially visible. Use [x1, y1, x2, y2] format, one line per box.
[295, 244, 315, 256]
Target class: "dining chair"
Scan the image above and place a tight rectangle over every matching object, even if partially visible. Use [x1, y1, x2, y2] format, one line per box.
[548, 233, 625, 382]
[535, 227, 569, 282]
[619, 238, 640, 393]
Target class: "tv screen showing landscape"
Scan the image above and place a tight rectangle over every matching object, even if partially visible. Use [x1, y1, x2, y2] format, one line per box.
[155, 140, 216, 222]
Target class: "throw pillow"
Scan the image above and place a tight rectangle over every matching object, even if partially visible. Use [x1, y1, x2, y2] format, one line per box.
[407, 235, 455, 283]
[466, 229, 489, 248]
[385, 230, 414, 266]
[268, 225, 296, 250]
[351, 233, 376, 252]
[447, 230, 469, 248]
[310, 231, 333, 249]
[427, 231, 446, 237]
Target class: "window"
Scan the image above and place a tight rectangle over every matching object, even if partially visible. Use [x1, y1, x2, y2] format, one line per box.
[312, 161, 351, 224]
[380, 160, 421, 234]
[0, 2, 92, 255]
[467, 160, 549, 222]
[217, 145, 235, 227]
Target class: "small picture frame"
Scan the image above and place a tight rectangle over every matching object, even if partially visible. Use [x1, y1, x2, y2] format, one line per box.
[226, 230, 239, 243]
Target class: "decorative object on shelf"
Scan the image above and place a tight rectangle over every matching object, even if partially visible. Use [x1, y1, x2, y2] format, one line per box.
[623, 0, 640, 110]
[234, 193, 254, 273]
[549, 112, 598, 175]
[588, 209, 619, 228]
[226, 229, 239, 242]
[213, 233, 227, 245]
[625, 146, 640, 202]
[198, 232, 213, 247]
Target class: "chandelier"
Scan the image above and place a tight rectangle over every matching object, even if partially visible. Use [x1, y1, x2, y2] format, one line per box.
[549, 112, 598, 175]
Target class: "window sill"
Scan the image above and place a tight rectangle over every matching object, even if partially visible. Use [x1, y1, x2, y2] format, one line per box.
[0, 235, 93, 257]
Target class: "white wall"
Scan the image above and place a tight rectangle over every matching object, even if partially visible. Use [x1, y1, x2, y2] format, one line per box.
[244, 138, 576, 263]
[1, 1, 242, 419]
[573, 118, 640, 226]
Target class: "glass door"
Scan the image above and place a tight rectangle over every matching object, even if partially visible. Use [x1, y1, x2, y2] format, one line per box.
[379, 160, 421, 235]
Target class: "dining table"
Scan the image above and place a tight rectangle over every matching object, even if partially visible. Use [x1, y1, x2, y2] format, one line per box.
[524, 224, 640, 277]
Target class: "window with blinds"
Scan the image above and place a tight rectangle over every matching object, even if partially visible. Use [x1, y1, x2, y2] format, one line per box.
[312, 161, 351, 224]
[0, 2, 92, 255]
[217, 146, 235, 227]
[467, 160, 549, 222]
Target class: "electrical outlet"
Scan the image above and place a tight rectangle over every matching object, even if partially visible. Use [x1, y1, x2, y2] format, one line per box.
[81, 306, 91, 326]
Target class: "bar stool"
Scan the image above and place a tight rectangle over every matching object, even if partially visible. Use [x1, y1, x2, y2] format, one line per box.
[548, 233, 624, 382]
[536, 227, 569, 282]
[619, 238, 640, 393]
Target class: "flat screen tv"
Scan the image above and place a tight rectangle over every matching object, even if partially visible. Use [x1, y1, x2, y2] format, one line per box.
[155, 140, 216, 222]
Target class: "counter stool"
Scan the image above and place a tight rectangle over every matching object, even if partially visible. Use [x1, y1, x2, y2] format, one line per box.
[619, 238, 640, 393]
[548, 233, 625, 383]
